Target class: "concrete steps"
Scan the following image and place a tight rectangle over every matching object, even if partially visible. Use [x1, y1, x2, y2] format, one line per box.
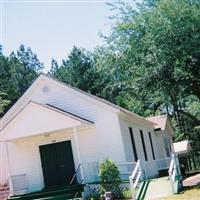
[8, 184, 84, 200]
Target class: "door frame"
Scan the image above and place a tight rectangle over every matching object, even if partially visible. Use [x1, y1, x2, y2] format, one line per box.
[39, 140, 76, 187]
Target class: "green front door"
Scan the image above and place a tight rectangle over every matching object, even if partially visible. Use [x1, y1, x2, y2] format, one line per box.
[39, 141, 76, 187]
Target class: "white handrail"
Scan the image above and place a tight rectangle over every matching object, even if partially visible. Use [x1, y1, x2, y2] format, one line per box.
[129, 160, 142, 199]
[133, 171, 141, 189]
[130, 161, 140, 180]
[89, 161, 137, 182]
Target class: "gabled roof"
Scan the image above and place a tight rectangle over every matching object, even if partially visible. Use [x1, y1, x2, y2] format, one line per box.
[146, 115, 167, 130]
[1, 73, 155, 127]
[41, 74, 155, 126]
[1, 101, 93, 141]
[46, 103, 93, 124]
[173, 140, 192, 155]
[1, 101, 93, 132]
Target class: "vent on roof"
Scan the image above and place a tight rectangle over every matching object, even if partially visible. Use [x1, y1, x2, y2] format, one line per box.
[42, 86, 49, 94]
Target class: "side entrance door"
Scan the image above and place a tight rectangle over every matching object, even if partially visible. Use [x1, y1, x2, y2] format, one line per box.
[39, 141, 76, 187]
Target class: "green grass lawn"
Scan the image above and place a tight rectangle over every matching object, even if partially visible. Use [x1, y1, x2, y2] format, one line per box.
[162, 187, 200, 200]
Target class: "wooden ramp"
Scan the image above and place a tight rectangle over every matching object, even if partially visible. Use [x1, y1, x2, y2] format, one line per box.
[135, 177, 174, 200]
[144, 177, 173, 200]
[130, 157, 181, 200]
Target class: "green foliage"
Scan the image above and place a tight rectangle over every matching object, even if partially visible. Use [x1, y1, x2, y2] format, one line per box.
[86, 187, 133, 200]
[101, 0, 200, 105]
[0, 44, 43, 116]
[186, 99, 200, 120]
[95, 0, 200, 147]
[0, 92, 10, 115]
[99, 159, 121, 194]
[9, 44, 44, 99]
[49, 46, 105, 96]
[122, 188, 133, 199]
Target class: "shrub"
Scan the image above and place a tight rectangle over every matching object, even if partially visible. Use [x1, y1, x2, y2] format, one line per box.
[122, 188, 133, 199]
[99, 159, 121, 196]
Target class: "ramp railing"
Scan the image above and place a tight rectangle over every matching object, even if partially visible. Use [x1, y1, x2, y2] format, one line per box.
[129, 160, 142, 199]
[70, 163, 82, 184]
[84, 161, 137, 182]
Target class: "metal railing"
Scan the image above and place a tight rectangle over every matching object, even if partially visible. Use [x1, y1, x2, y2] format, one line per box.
[70, 163, 82, 184]
[70, 163, 84, 200]
[84, 161, 137, 182]
[72, 178, 84, 200]
[116, 162, 137, 174]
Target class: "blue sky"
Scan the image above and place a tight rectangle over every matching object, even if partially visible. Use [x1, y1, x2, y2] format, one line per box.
[0, 1, 113, 72]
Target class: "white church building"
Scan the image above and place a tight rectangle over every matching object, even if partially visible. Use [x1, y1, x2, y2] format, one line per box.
[0, 74, 174, 196]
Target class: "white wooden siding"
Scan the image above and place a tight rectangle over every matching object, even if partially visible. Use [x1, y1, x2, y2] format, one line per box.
[118, 116, 159, 177]
[25, 78, 118, 123]
[78, 113, 127, 182]
[154, 132, 171, 160]
[2, 102, 82, 141]
[7, 130, 77, 192]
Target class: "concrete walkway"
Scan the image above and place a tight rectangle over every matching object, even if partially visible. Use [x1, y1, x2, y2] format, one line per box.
[144, 177, 173, 200]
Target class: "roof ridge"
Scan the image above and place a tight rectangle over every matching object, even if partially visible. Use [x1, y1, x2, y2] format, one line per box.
[146, 114, 167, 119]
